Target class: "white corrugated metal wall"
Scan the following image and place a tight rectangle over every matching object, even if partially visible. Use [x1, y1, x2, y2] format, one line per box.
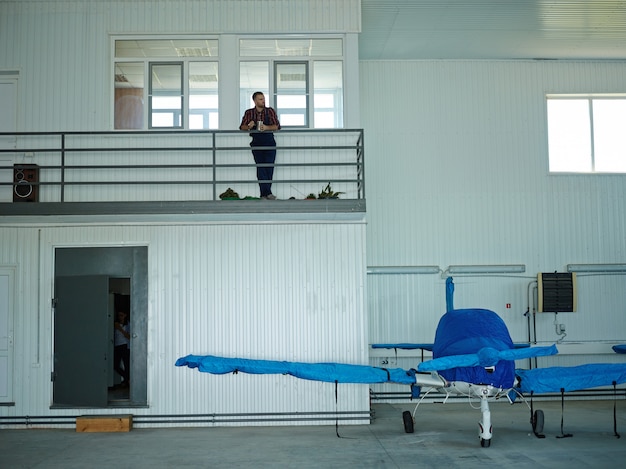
[0, 0, 369, 426]
[361, 60, 626, 384]
[0, 220, 368, 426]
[0, 0, 360, 131]
[2, 0, 626, 421]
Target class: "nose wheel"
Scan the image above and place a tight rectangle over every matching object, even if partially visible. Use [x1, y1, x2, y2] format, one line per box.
[532, 409, 545, 438]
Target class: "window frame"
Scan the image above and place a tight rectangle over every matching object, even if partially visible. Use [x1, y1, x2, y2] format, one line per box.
[238, 37, 345, 129]
[148, 62, 184, 129]
[547, 94, 626, 174]
[112, 36, 219, 131]
[274, 61, 310, 128]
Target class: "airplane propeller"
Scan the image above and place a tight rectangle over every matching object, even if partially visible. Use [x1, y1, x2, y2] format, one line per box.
[417, 344, 558, 372]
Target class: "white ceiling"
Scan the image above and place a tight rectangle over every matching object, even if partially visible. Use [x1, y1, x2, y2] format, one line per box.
[360, 0, 626, 60]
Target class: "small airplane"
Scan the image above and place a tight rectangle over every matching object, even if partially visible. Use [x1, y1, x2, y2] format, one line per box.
[176, 307, 626, 447]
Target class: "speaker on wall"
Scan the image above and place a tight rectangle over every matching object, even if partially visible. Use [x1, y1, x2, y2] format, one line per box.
[13, 164, 39, 202]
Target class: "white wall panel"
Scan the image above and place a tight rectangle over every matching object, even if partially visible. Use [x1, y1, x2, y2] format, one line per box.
[0, 219, 368, 426]
[361, 60, 626, 358]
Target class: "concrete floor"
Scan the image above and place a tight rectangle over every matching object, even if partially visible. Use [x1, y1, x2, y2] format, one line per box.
[1, 399, 625, 468]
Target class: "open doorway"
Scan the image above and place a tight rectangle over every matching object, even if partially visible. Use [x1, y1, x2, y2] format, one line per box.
[108, 280, 131, 404]
[52, 246, 147, 408]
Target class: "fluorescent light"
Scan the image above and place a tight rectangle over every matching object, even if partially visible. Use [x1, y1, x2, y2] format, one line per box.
[447, 264, 526, 274]
[566, 263, 626, 273]
[367, 266, 441, 275]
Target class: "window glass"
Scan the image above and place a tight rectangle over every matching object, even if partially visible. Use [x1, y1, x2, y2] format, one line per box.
[189, 62, 219, 130]
[275, 62, 308, 127]
[116, 39, 218, 58]
[114, 62, 145, 130]
[240, 39, 342, 57]
[592, 100, 626, 172]
[547, 99, 591, 172]
[313, 61, 343, 128]
[547, 96, 626, 173]
[149, 63, 182, 128]
[114, 38, 218, 130]
[240, 62, 269, 117]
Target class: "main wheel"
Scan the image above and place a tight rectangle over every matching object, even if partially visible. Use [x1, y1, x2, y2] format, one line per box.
[402, 410, 414, 433]
[532, 409, 544, 434]
[480, 438, 491, 447]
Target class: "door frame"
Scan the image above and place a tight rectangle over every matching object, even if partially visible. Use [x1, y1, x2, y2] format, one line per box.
[0, 265, 16, 404]
[0, 74, 18, 203]
[52, 245, 148, 407]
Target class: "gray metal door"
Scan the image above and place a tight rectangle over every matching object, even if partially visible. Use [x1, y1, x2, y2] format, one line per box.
[53, 275, 109, 407]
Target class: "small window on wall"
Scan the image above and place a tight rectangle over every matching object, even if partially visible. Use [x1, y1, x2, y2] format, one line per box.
[114, 38, 218, 130]
[547, 95, 626, 173]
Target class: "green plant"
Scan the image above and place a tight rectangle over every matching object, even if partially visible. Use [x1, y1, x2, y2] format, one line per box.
[317, 182, 344, 199]
[219, 188, 240, 200]
[305, 193, 317, 200]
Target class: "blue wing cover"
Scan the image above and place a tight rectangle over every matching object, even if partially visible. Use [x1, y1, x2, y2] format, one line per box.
[516, 363, 626, 393]
[613, 344, 626, 354]
[432, 308, 516, 387]
[176, 354, 416, 385]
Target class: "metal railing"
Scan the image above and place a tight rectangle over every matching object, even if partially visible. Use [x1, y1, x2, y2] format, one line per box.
[0, 129, 364, 203]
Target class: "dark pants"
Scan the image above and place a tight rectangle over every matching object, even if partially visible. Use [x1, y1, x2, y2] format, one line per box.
[251, 134, 276, 197]
[114, 344, 130, 383]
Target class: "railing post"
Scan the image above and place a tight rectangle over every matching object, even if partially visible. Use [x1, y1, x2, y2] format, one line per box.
[212, 132, 217, 200]
[60, 133, 65, 202]
[357, 129, 364, 200]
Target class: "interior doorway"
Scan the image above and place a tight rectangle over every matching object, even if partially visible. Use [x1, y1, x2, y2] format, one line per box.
[52, 246, 148, 408]
[109, 280, 131, 403]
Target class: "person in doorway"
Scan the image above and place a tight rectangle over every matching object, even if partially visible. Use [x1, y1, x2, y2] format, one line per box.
[113, 310, 130, 388]
[240, 92, 281, 199]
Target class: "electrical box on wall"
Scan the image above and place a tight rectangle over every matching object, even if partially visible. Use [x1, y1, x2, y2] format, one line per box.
[537, 272, 577, 312]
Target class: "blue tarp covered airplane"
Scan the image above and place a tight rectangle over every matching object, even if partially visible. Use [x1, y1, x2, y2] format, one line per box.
[176, 308, 626, 447]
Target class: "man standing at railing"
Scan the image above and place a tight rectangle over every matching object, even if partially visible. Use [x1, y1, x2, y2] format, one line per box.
[240, 92, 281, 200]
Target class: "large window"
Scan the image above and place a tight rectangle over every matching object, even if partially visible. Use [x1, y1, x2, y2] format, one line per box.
[239, 39, 344, 128]
[114, 39, 219, 130]
[547, 95, 626, 173]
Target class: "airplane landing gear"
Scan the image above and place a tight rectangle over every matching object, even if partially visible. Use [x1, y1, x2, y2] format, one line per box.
[402, 410, 414, 433]
[532, 409, 545, 438]
[478, 398, 493, 447]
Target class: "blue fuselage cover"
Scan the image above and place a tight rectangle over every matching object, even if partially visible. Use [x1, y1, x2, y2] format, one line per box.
[433, 308, 515, 388]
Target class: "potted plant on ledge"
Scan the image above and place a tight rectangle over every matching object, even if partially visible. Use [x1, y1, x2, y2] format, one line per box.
[317, 182, 344, 199]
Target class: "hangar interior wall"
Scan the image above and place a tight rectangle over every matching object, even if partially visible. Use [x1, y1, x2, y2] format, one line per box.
[0, 219, 368, 426]
[360, 60, 626, 390]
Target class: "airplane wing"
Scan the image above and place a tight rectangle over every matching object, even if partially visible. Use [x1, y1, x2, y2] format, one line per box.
[176, 354, 447, 389]
[417, 344, 558, 372]
[176, 354, 418, 385]
[516, 363, 626, 394]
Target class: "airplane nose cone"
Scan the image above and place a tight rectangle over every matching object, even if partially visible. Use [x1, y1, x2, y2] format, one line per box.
[477, 347, 501, 367]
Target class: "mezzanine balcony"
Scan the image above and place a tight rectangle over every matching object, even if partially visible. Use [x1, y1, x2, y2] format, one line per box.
[0, 129, 364, 224]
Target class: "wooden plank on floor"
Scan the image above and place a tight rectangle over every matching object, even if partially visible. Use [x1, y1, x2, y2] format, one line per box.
[76, 415, 133, 433]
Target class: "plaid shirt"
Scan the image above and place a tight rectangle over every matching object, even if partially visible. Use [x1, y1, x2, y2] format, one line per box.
[240, 106, 281, 131]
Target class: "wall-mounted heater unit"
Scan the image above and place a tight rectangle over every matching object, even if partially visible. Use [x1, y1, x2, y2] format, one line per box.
[537, 272, 577, 312]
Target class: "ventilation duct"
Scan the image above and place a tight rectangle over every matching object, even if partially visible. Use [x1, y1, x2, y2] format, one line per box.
[537, 272, 577, 312]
